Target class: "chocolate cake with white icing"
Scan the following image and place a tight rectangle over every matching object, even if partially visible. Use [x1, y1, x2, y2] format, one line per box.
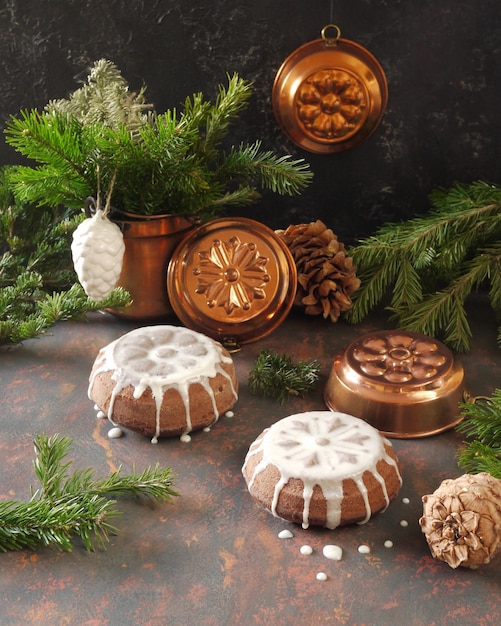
[242, 411, 402, 529]
[88, 325, 238, 442]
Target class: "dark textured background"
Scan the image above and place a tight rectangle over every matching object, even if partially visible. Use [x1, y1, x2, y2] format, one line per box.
[0, 0, 499, 242]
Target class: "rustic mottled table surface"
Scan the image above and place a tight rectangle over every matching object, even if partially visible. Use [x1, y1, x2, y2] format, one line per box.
[1, 298, 500, 626]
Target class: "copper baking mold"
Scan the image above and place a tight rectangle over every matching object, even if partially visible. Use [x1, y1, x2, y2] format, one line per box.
[273, 24, 388, 154]
[167, 217, 297, 349]
[324, 330, 466, 438]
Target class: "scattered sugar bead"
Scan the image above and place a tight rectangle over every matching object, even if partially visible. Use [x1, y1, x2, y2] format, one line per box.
[384, 540, 394, 548]
[402, 497, 410, 504]
[278, 529, 294, 539]
[316, 572, 328, 581]
[225, 410, 234, 418]
[203, 427, 211, 432]
[107, 427, 123, 439]
[300, 545, 313, 555]
[180, 434, 192, 443]
[323, 545, 343, 561]
[358, 544, 371, 554]
[400, 520, 409, 527]
[96, 410, 106, 419]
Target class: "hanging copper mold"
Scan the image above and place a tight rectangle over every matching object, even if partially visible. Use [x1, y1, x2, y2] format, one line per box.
[272, 24, 388, 153]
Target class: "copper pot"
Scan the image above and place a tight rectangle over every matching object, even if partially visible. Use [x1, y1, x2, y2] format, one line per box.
[109, 211, 196, 320]
[324, 330, 466, 438]
[272, 25, 388, 153]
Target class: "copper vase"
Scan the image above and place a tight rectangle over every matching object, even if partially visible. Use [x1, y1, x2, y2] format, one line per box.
[108, 212, 196, 320]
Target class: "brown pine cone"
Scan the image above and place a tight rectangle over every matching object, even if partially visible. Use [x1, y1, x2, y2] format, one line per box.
[276, 220, 360, 322]
[420, 472, 501, 569]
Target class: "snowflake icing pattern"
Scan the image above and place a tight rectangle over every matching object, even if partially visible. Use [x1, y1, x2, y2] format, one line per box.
[273, 414, 373, 474]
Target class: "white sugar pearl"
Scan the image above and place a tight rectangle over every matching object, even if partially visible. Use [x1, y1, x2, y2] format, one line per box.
[300, 545, 313, 555]
[96, 410, 106, 419]
[384, 540, 394, 548]
[358, 544, 371, 554]
[180, 434, 192, 443]
[316, 572, 328, 581]
[225, 410, 234, 418]
[203, 427, 211, 432]
[323, 545, 343, 561]
[402, 497, 410, 504]
[107, 427, 123, 439]
[400, 520, 409, 527]
[278, 529, 294, 539]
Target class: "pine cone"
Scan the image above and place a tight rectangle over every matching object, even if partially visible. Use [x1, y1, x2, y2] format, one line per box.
[420, 472, 501, 569]
[71, 210, 125, 301]
[276, 220, 360, 322]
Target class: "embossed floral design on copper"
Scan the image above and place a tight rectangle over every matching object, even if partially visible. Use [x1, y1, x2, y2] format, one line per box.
[193, 236, 270, 314]
[351, 333, 448, 383]
[295, 69, 367, 141]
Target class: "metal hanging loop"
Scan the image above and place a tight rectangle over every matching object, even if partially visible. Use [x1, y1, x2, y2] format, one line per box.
[321, 23, 341, 46]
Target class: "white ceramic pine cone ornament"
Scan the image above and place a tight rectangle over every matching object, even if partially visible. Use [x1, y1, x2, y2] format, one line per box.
[71, 209, 125, 301]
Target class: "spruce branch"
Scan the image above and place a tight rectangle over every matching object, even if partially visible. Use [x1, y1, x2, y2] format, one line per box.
[248, 349, 321, 404]
[0, 434, 178, 552]
[5, 66, 312, 219]
[347, 181, 501, 352]
[456, 390, 501, 478]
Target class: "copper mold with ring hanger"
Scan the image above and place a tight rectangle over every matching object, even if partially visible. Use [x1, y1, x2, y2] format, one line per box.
[272, 24, 388, 154]
[167, 217, 297, 352]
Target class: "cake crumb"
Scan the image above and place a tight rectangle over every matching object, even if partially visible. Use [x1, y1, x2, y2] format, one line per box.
[323, 545, 343, 561]
[384, 540, 394, 548]
[316, 572, 328, 581]
[107, 427, 123, 439]
[300, 545, 313, 555]
[358, 544, 371, 554]
[278, 529, 294, 539]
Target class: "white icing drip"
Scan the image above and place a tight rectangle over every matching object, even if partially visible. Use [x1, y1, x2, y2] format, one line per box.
[88, 325, 237, 439]
[323, 545, 343, 561]
[243, 411, 402, 530]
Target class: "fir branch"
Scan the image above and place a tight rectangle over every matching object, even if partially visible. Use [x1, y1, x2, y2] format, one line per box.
[456, 390, 501, 478]
[0, 434, 178, 552]
[347, 181, 501, 351]
[0, 277, 130, 345]
[5, 68, 312, 219]
[248, 349, 321, 404]
[222, 142, 313, 196]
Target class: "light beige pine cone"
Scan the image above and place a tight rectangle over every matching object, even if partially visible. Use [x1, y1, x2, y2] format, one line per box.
[420, 472, 501, 569]
[276, 220, 360, 322]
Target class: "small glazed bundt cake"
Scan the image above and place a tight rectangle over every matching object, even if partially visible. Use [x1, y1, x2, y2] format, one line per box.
[89, 325, 238, 442]
[242, 411, 402, 529]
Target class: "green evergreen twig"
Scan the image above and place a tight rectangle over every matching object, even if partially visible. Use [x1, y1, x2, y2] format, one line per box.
[456, 389, 501, 478]
[248, 349, 321, 404]
[0, 434, 178, 552]
[5, 65, 312, 219]
[347, 181, 501, 352]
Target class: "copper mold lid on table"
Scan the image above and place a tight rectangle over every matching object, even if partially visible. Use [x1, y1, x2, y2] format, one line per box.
[167, 217, 297, 350]
[324, 330, 466, 438]
[272, 24, 388, 154]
